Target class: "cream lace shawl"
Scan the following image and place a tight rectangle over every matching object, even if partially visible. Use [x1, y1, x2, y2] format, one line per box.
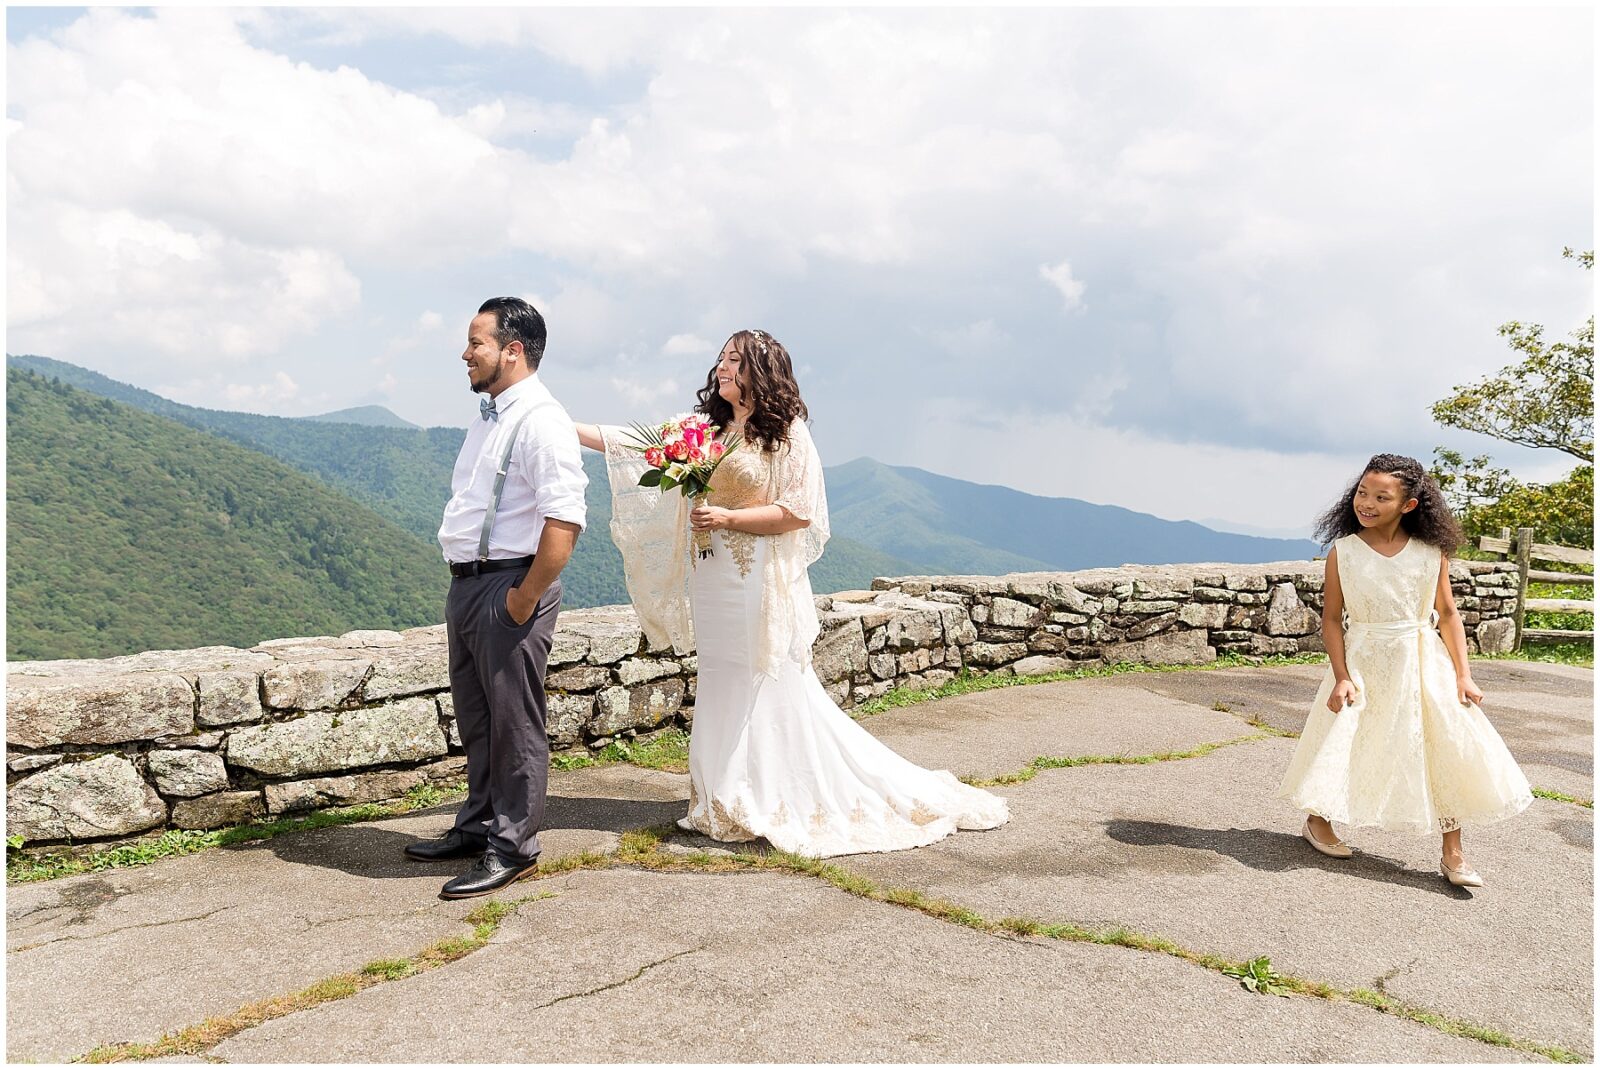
[600, 418, 831, 677]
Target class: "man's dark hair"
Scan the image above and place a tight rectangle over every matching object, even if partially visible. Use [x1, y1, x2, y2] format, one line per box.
[477, 297, 548, 370]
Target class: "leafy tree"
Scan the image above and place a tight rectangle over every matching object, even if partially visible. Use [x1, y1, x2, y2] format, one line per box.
[1431, 248, 1594, 547]
[1433, 247, 1593, 463]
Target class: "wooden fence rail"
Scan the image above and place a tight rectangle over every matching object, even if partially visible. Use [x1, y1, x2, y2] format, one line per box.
[1477, 527, 1594, 649]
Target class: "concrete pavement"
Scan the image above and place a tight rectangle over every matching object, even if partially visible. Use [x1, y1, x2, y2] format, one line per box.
[6, 660, 1590, 1062]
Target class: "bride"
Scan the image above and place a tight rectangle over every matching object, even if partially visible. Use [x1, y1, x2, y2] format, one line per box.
[575, 329, 1007, 857]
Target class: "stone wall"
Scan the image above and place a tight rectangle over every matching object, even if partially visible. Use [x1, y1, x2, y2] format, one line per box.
[6, 559, 1521, 850]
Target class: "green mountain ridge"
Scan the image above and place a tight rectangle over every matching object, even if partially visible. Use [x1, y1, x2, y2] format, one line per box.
[8, 354, 467, 543]
[7, 355, 1318, 661]
[6, 356, 918, 642]
[6, 368, 448, 660]
[7, 354, 635, 606]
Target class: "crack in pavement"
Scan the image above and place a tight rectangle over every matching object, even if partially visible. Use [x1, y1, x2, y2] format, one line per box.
[9, 907, 234, 954]
[300, 912, 391, 933]
[961, 731, 1277, 788]
[1373, 958, 1418, 995]
[609, 838, 1586, 1062]
[527, 946, 702, 1013]
[58, 834, 1584, 1064]
[66, 893, 556, 1063]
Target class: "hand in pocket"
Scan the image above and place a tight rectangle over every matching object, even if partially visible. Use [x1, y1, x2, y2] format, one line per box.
[505, 584, 536, 626]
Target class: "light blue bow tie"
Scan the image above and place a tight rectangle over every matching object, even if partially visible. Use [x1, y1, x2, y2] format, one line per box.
[479, 396, 498, 422]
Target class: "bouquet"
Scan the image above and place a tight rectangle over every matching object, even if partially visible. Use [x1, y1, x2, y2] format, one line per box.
[624, 413, 743, 557]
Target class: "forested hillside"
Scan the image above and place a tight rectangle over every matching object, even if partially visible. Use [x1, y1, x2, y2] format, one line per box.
[7, 369, 449, 659]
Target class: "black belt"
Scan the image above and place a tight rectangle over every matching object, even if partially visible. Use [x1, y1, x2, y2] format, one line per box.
[448, 556, 533, 579]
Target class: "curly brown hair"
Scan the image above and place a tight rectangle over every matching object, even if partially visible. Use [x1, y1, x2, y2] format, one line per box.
[694, 329, 809, 451]
[1314, 453, 1464, 554]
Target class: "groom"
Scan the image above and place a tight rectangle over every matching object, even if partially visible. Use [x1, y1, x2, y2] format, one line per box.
[408, 297, 587, 899]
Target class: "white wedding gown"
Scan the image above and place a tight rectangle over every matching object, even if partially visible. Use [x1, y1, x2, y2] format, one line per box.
[601, 421, 1008, 857]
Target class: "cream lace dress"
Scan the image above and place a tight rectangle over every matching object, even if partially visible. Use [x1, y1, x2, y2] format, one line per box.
[601, 420, 1008, 857]
[1276, 534, 1532, 834]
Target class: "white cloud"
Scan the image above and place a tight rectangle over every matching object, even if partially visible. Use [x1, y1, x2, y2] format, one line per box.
[7, 203, 359, 360]
[8, 10, 509, 258]
[419, 311, 444, 330]
[6, 6, 1589, 510]
[662, 333, 712, 357]
[222, 371, 300, 408]
[1039, 261, 1087, 312]
[272, 8, 678, 77]
[5, 7, 511, 370]
[453, 95, 594, 144]
[923, 320, 1011, 359]
[609, 375, 680, 408]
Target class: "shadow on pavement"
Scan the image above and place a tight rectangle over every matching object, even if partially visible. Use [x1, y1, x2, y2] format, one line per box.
[243, 794, 686, 880]
[1104, 819, 1472, 898]
[543, 792, 686, 835]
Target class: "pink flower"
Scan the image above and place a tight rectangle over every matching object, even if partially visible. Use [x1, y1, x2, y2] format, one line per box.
[683, 424, 706, 449]
[666, 439, 689, 461]
[708, 440, 726, 460]
[644, 446, 666, 467]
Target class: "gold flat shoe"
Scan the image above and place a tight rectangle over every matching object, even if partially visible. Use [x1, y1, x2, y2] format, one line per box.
[1302, 817, 1354, 859]
[1440, 860, 1483, 888]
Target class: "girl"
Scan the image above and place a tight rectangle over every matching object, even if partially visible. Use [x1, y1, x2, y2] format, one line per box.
[1276, 453, 1532, 887]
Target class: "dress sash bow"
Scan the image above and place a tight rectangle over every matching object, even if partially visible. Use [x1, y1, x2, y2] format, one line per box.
[1345, 610, 1440, 639]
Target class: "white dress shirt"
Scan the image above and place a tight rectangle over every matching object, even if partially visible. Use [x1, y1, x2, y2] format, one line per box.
[437, 374, 588, 563]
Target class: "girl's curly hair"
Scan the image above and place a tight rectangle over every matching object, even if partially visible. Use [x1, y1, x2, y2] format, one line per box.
[695, 329, 809, 451]
[1314, 453, 1464, 554]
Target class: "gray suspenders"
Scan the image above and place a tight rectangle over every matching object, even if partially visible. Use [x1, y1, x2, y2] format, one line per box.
[477, 411, 532, 562]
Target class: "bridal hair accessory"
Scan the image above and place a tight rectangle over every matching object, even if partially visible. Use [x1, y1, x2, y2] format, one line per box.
[624, 413, 745, 559]
[748, 329, 770, 355]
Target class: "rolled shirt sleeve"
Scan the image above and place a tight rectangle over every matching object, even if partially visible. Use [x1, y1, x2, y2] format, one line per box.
[519, 412, 588, 533]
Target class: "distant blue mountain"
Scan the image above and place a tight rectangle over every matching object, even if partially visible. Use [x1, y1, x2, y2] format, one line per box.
[304, 405, 419, 429]
[826, 457, 1321, 572]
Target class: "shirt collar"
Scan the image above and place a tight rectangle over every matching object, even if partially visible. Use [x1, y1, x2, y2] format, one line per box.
[487, 373, 541, 415]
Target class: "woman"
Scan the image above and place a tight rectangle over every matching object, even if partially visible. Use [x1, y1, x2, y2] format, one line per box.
[576, 329, 1007, 857]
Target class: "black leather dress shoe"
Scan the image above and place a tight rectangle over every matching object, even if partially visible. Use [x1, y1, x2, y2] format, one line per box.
[440, 850, 541, 899]
[404, 828, 488, 862]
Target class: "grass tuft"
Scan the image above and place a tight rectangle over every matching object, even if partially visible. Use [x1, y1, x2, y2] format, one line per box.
[552, 729, 691, 774]
[961, 733, 1270, 789]
[358, 958, 414, 981]
[11, 782, 472, 887]
[1532, 787, 1594, 809]
[76, 889, 554, 1063]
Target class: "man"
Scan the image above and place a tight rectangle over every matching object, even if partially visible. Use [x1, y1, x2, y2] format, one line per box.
[407, 297, 586, 899]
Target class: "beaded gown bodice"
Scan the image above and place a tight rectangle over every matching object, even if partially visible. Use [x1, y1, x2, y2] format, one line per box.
[704, 441, 773, 579]
[600, 417, 830, 677]
[705, 441, 772, 511]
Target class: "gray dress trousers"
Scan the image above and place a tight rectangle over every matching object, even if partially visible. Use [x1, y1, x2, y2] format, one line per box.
[445, 569, 562, 862]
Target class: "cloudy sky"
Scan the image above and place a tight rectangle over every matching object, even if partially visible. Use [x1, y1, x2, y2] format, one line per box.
[6, 6, 1592, 536]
